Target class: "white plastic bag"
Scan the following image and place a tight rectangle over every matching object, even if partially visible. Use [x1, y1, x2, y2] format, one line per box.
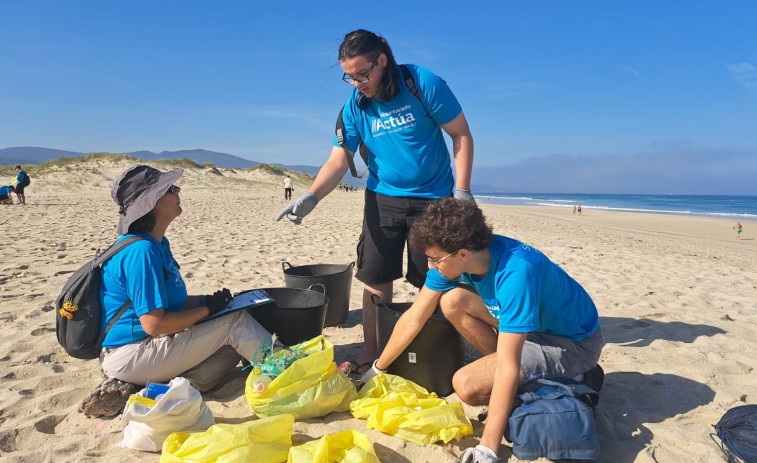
[119, 377, 215, 452]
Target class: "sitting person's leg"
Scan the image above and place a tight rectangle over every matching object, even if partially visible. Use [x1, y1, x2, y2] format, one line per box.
[440, 286, 500, 404]
[520, 328, 603, 382]
[101, 310, 270, 386]
[180, 345, 241, 392]
[439, 285, 498, 356]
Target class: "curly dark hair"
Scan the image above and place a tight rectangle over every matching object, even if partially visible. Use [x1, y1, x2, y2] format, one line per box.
[128, 211, 156, 234]
[410, 198, 494, 253]
[338, 29, 401, 103]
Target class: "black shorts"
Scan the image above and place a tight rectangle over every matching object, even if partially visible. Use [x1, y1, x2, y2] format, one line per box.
[355, 189, 438, 289]
[14, 184, 25, 194]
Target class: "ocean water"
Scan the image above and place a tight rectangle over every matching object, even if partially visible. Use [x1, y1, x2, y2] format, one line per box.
[475, 193, 757, 221]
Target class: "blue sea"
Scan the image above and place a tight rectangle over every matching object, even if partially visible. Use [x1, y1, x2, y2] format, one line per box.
[475, 193, 757, 222]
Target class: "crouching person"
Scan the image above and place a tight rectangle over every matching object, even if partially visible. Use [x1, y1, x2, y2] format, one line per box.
[361, 197, 603, 461]
[0, 185, 14, 204]
[81, 165, 271, 418]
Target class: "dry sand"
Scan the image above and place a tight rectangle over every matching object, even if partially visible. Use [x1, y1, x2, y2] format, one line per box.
[1, 158, 755, 462]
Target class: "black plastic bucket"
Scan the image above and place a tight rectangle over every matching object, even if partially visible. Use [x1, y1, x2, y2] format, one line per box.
[247, 284, 329, 346]
[282, 261, 354, 327]
[374, 295, 465, 397]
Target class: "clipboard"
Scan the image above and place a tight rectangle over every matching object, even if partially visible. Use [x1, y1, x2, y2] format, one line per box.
[204, 289, 274, 322]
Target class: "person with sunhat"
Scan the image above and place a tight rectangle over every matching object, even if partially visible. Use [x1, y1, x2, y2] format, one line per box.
[81, 165, 271, 418]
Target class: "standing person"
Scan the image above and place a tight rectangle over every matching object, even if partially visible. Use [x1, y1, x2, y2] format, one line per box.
[14, 165, 29, 205]
[276, 29, 474, 372]
[577, 204, 582, 215]
[0, 185, 14, 204]
[572, 205, 577, 215]
[284, 175, 293, 200]
[360, 198, 603, 462]
[733, 221, 743, 240]
[82, 165, 271, 418]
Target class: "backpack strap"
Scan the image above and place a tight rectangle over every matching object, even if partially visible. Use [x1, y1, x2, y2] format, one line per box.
[94, 236, 147, 347]
[335, 64, 426, 179]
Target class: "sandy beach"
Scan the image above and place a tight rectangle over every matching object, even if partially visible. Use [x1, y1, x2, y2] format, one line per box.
[1, 157, 755, 462]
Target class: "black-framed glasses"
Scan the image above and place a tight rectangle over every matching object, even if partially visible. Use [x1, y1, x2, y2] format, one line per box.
[342, 60, 378, 85]
[426, 251, 457, 268]
[167, 184, 178, 194]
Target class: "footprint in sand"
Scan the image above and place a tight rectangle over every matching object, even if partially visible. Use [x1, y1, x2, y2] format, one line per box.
[31, 327, 55, 336]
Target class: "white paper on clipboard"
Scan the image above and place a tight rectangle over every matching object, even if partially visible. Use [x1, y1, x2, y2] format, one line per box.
[204, 289, 274, 321]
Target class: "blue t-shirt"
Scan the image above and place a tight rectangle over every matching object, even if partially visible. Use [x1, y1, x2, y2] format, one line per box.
[334, 64, 462, 198]
[425, 236, 599, 341]
[0, 186, 11, 196]
[99, 232, 187, 348]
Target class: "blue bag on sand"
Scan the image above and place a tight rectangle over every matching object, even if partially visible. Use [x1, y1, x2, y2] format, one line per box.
[712, 404, 757, 463]
[508, 378, 600, 461]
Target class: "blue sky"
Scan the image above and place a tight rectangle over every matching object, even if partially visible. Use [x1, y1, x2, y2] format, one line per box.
[1, 1, 756, 194]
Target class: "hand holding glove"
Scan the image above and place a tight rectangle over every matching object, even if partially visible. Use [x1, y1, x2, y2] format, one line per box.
[457, 445, 499, 463]
[205, 288, 233, 316]
[359, 359, 386, 385]
[276, 192, 318, 224]
[454, 188, 476, 203]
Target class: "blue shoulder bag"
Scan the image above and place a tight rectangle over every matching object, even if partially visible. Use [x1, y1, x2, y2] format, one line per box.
[508, 378, 600, 461]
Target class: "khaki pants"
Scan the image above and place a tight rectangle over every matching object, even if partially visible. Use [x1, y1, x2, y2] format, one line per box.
[100, 310, 270, 392]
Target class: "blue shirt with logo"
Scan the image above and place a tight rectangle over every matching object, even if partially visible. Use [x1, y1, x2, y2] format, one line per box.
[99, 232, 187, 348]
[334, 64, 462, 198]
[424, 236, 599, 341]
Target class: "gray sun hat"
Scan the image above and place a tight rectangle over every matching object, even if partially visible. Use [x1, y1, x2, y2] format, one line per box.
[111, 165, 183, 235]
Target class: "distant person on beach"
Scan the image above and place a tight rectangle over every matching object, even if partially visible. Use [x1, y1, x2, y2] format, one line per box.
[0, 185, 15, 204]
[733, 221, 743, 240]
[81, 165, 271, 418]
[573, 205, 577, 215]
[284, 175, 293, 200]
[14, 165, 29, 205]
[360, 198, 603, 462]
[276, 29, 474, 373]
[577, 204, 582, 215]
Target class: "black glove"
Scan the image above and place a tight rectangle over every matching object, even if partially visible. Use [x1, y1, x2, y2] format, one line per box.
[205, 288, 233, 316]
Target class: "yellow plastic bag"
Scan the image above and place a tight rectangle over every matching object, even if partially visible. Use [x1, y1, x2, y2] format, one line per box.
[350, 374, 473, 445]
[160, 414, 294, 463]
[288, 430, 380, 463]
[246, 335, 357, 419]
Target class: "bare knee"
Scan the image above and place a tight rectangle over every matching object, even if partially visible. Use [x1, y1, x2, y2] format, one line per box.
[439, 287, 474, 320]
[452, 369, 491, 405]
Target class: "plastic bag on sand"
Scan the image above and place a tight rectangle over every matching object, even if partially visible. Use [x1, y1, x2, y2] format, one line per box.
[160, 414, 294, 463]
[245, 335, 357, 419]
[288, 430, 380, 463]
[350, 373, 473, 445]
[119, 377, 215, 452]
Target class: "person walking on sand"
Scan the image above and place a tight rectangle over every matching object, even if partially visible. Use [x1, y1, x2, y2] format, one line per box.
[734, 221, 743, 240]
[277, 29, 474, 374]
[284, 175, 293, 200]
[572, 205, 577, 215]
[577, 204, 582, 215]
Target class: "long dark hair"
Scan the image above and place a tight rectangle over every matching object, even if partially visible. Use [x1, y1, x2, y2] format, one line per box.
[339, 29, 400, 102]
[129, 211, 156, 234]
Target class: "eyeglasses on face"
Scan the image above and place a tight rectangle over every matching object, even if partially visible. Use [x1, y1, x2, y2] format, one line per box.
[342, 59, 378, 85]
[167, 184, 179, 194]
[426, 250, 457, 268]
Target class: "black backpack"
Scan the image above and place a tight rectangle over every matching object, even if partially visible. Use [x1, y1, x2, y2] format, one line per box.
[20, 170, 30, 187]
[55, 236, 145, 359]
[335, 64, 427, 178]
[712, 405, 757, 463]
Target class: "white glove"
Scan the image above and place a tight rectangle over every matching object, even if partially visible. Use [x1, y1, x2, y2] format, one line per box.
[457, 445, 499, 463]
[276, 192, 318, 224]
[359, 359, 386, 384]
[454, 188, 476, 203]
